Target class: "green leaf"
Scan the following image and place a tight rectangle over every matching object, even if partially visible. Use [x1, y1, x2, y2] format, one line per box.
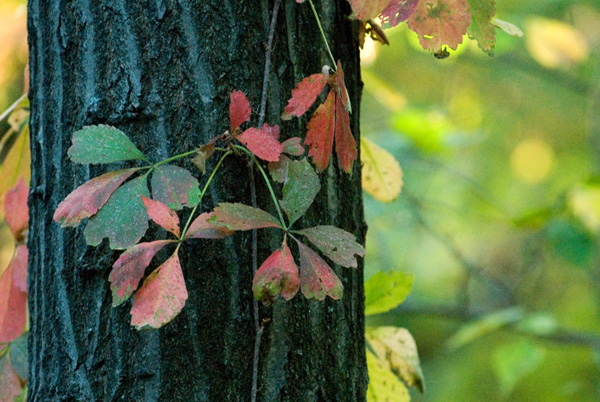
[67, 125, 146, 164]
[279, 159, 320, 226]
[296, 225, 365, 268]
[212, 203, 282, 230]
[366, 350, 411, 402]
[8, 332, 27, 380]
[467, 0, 496, 55]
[84, 175, 150, 249]
[493, 18, 523, 37]
[151, 165, 201, 210]
[493, 340, 546, 396]
[365, 271, 413, 316]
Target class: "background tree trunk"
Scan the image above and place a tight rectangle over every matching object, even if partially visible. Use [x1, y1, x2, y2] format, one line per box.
[27, 0, 366, 400]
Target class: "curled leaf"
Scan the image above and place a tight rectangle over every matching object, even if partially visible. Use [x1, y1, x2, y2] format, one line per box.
[252, 239, 300, 304]
[230, 90, 251, 132]
[53, 168, 138, 228]
[67, 125, 146, 164]
[296, 225, 365, 268]
[296, 239, 343, 301]
[130, 250, 188, 330]
[109, 240, 174, 306]
[4, 178, 28, 240]
[212, 203, 282, 230]
[184, 212, 233, 239]
[142, 196, 180, 237]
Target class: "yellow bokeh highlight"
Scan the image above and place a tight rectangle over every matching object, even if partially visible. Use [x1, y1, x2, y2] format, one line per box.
[360, 35, 379, 67]
[569, 186, 600, 233]
[510, 138, 555, 183]
[526, 17, 589, 69]
[448, 89, 482, 131]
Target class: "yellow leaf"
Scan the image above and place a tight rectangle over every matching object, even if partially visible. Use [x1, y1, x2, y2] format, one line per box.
[526, 18, 588, 69]
[0, 125, 30, 220]
[367, 350, 410, 402]
[367, 327, 425, 393]
[361, 137, 403, 203]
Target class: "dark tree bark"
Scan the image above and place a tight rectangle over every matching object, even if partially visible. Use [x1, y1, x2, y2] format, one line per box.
[27, 1, 367, 401]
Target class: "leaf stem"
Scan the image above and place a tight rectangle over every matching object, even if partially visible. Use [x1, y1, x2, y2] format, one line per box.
[0, 93, 27, 123]
[308, 0, 337, 70]
[179, 150, 233, 240]
[232, 144, 287, 230]
[153, 149, 198, 169]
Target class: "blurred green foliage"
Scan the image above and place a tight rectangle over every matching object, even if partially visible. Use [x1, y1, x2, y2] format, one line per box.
[362, 0, 600, 400]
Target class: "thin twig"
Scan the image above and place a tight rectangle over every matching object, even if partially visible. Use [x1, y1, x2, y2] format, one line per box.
[251, 2, 282, 401]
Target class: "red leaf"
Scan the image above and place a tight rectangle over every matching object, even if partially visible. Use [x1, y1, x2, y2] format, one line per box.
[261, 123, 280, 141]
[281, 137, 305, 156]
[407, 0, 471, 53]
[252, 239, 299, 304]
[305, 91, 335, 172]
[0, 355, 21, 402]
[334, 60, 350, 111]
[53, 168, 138, 228]
[295, 239, 343, 301]
[283, 74, 328, 119]
[229, 90, 251, 132]
[0, 246, 28, 343]
[184, 212, 233, 240]
[380, 0, 419, 26]
[237, 125, 284, 162]
[334, 93, 357, 173]
[130, 250, 188, 330]
[4, 178, 28, 240]
[109, 240, 174, 306]
[141, 196, 180, 237]
[212, 203, 282, 230]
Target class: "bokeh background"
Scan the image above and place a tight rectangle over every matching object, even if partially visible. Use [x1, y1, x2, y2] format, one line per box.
[1, 0, 599, 401]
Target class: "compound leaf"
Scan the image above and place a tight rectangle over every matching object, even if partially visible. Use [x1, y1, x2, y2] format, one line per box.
[407, 0, 471, 54]
[296, 239, 343, 301]
[212, 203, 282, 231]
[130, 250, 188, 330]
[252, 238, 300, 304]
[361, 137, 403, 202]
[53, 168, 138, 228]
[84, 175, 150, 250]
[142, 196, 180, 237]
[296, 225, 365, 268]
[67, 125, 146, 164]
[151, 165, 201, 210]
[184, 212, 234, 240]
[280, 159, 320, 226]
[282, 74, 328, 119]
[230, 90, 251, 132]
[109, 240, 174, 306]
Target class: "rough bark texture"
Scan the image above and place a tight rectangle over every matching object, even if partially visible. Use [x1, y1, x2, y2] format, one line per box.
[27, 1, 367, 401]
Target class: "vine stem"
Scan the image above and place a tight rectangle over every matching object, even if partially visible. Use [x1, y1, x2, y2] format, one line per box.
[308, 0, 337, 70]
[233, 145, 287, 229]
[251, 2, 282, 400]
[153, 149, 198, 169]
[179, 150, 232, 239]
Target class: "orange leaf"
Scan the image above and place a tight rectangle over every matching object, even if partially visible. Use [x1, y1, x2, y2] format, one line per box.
[305, 91, 335, 172]
[142, 196, 180, 237]
[282, 74, 328, 119]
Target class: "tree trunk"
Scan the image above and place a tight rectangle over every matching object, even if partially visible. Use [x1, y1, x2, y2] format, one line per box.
[27, 1, 366, 401]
